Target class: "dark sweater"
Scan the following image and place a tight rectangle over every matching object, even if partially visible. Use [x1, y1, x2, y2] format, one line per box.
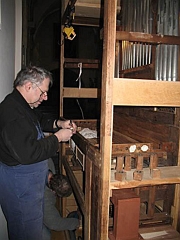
[0, 89, 59, 166]
[43, 159, 79, 234]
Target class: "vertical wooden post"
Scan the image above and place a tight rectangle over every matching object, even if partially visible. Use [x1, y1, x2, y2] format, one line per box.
[116, 156, 124, 172]
[99, 0, 117, 239]
[147, 186, 156, 218]
[115, 156, 126, 181]
[150, 153, 161, 178]
[124, 155, 131, 171]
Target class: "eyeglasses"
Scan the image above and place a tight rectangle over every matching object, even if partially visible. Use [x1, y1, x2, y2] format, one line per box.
[34, 83, 48, 97]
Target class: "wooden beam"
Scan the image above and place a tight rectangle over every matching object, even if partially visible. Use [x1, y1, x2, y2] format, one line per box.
[116, 31, 180, 45]
[113, 78, 180, 106]
[99, 0, 116, 239]
[63, 87, 98, 98]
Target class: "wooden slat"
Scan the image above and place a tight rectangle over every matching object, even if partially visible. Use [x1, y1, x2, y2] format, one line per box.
[74, 119, 98, 130]
[116, 31, 180, 45]
[64, 62, 99, 68]
[62, 156, 85, 215]
[64, 58, 100, 69]
[113, 78, 180, 107]
[114, 107, 174, 125]
[113, 114, 171, 143]
[119, 64, 153, 79]
[63, 87, 98, 98]
[64, 58, 99, 63]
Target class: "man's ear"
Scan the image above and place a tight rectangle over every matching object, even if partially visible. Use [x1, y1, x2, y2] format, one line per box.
[24, 81, 33, 92]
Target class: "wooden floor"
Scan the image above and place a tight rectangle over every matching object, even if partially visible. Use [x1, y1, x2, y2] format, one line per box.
[51, 229, 82, 240]
[51, 230, 66, 240]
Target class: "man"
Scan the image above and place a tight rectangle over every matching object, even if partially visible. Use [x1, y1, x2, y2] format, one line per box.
[43, 158, 79, 240]
[0, 66, 77, 240]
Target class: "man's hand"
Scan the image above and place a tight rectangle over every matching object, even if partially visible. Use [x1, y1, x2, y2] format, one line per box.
[54, 128, 73, 142]
[59, 120, 77, 133]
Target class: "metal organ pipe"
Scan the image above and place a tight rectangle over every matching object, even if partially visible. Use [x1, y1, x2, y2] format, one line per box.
[121, 0, 152, 70]
[155, 0, 179, 81]
[120, 0, 178, 82]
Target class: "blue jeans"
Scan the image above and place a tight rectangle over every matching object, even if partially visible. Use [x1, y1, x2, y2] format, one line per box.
[0, 160, 48, 240]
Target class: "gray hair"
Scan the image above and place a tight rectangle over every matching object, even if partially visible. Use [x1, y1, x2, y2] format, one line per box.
[13, 66, 53, 88]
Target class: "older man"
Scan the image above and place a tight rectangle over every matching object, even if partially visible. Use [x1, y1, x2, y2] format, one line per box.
[0, 66, 76, 240]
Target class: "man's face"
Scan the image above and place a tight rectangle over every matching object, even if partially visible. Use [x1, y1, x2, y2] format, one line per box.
[29, 78, 50, 108]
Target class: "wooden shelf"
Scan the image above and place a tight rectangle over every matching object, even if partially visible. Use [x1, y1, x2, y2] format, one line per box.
[110, 166, 180, 190]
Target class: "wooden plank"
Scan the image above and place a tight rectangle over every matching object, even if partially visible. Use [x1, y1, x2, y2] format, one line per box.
[62, 156, 85, 215]
[74, 119, 98, 130]
[110, 166, 180, 190]
[113, 114, 171, 143]
[119, 64, 153, 80]
[112, 131, 139, 144]
[74, 1, 101, 19]
[113, 78, 180, 107]
[64, 62, 99, 68]
[64, 57, 100, 69]
[116, 31, 180, 45]
[112, 142, 153, 155]
[63, 87, 98, 98]
[64, 58, 99, 63]
[114, 107, 174, 125]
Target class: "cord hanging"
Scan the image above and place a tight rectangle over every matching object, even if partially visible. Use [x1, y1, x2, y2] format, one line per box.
[75, 63, 82, 89]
